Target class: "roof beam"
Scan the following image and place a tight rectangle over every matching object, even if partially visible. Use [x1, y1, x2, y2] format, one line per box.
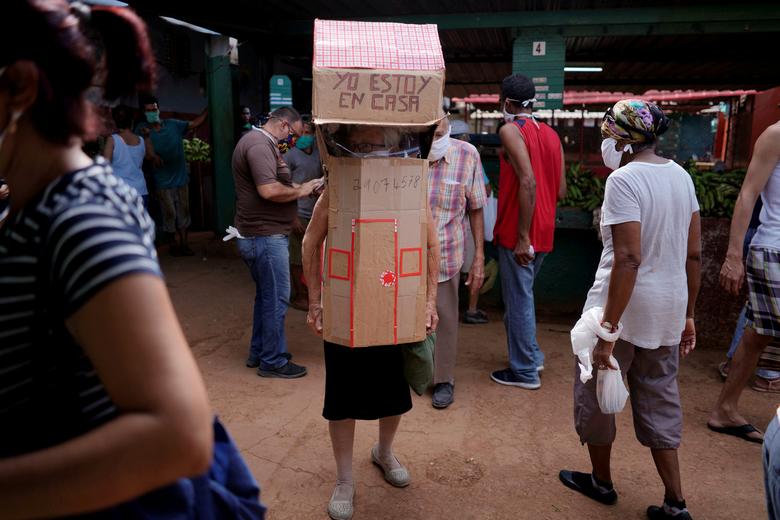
[279, 5, 780, 36]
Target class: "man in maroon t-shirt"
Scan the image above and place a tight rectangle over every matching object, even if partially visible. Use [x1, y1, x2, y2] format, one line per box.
[490, 74, 566, 390]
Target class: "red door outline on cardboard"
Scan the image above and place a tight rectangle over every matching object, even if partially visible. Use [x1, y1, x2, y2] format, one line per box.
[350, 218, 398, 347]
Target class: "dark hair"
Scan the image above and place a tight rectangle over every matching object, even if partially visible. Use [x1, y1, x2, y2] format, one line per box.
[269, 106, 301, 124]
[501, 74, 536, 109]
[111, 104, 133, 130]
[1, 0, 156, 144]
[139, 93, 158, 109]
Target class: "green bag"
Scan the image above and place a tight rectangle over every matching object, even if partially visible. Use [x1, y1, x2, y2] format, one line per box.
[402, 333, 435, 396]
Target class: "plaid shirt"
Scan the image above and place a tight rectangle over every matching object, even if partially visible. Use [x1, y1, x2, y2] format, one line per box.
[428, 139, 487, 282]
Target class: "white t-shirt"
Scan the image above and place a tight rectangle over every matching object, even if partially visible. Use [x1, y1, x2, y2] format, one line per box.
[584, 160, 700, 349]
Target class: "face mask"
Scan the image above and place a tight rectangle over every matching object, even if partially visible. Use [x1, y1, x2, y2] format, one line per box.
[428, 128, 451, 162]
[145, 111, 160, 124]
[502, 101, 517, 124]
[295, 134, 315, 150]
[601, 138, 633, 171]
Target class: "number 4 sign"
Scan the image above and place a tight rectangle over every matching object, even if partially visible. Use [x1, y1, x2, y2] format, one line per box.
[532, 41, 546, 56]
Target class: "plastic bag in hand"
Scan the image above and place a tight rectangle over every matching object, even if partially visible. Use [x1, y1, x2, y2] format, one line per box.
[596, 356, 629, 414]
[570, 307, 622, 384]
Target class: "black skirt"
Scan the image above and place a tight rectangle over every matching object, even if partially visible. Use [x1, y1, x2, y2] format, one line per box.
[323, 341, 412, 421]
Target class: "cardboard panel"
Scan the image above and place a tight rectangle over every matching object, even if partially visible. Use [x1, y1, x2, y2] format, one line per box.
[313, 68, 444, 126]
[322, 158, 429, 347]
[352, 220, 397, 346]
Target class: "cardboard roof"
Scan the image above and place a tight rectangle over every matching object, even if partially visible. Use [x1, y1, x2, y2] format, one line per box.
[314, 19, 445, 71]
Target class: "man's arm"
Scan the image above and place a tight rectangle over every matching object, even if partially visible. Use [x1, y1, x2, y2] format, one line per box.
[558, 142, 567, 201]
[248, 142, 315, 203]
[499, 123, 535, 265]
[466, 208, 485, 292]
[303, 189, 329, 335]
[721, 124, 780, 294]
[188, 108, 208, 131]
[257, 181, 315, 203]
[426, 202, 440, 333]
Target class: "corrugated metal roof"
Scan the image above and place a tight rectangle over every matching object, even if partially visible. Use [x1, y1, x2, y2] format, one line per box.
[127, 0, 780, 93]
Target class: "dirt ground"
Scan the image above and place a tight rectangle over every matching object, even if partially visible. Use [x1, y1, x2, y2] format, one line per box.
[161, 236, 772, 520]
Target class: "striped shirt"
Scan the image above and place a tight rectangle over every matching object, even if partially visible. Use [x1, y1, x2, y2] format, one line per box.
[0, 159, 161, 457]
[427, 139, 487, 282]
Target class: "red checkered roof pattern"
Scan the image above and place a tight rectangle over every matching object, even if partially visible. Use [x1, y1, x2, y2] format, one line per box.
[314, 19, 444, 70]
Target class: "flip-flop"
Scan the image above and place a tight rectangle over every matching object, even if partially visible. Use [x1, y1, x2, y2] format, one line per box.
[707, 423, 763, 444]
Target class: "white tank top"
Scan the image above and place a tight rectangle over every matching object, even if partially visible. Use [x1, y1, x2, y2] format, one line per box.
[752, 161, 780, 250]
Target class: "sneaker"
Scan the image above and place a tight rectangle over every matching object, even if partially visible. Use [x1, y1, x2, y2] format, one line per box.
[463, 310, 489, 324]
[432, 383, 454, 409]
[258, 361, 307, 379]
[647, 499, 693, 519]
[559, 470, 618, 506]
[246, 352, 292, 368]
[536, 365, 545, 372]
[490, 368, 541, 390]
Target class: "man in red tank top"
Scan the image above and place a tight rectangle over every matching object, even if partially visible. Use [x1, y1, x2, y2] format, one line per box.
[490, 74, 566, 389]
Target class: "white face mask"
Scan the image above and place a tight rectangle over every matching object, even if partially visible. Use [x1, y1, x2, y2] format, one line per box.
[502, 100, 517, 124]
[601, 138, 633, 171]
[428, 128, 451, 162]
[503, 98, 537, 123]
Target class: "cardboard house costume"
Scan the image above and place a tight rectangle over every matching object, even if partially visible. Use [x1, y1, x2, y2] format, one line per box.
[312, 19, 445, 347]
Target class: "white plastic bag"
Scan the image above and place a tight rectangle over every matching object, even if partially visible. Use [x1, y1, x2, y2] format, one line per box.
[570, 307, 622, 384]
[483, 193, 497, 242]
[596, 356, 630, 414]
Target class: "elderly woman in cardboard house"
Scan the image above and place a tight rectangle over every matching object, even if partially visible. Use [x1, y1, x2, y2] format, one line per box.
[303, 125, 440, 520]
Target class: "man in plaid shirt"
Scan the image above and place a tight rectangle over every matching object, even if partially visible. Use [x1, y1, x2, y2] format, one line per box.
[428, 116, 487, 409]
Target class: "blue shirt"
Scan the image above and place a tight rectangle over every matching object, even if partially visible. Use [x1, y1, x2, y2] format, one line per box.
[135, 119, 189, 189]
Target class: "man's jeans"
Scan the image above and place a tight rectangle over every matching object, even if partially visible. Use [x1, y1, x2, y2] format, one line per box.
[728, 304, 780, 380]
[498, 246, 547, 383]
[765, 413, 780, 520]
[237, 235, 291, 371]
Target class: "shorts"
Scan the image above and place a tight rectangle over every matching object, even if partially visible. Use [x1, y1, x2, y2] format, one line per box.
[746, 247, 780, 338]
[574, 340, 682, 450]
[288, 217, 309, 266]
[157, 184, 191, 233]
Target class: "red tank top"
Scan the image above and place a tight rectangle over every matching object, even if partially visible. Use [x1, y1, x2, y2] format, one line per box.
[494, 118, 562, 253]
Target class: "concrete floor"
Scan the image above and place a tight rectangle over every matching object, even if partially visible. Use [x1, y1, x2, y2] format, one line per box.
[161, 237, 772, 519]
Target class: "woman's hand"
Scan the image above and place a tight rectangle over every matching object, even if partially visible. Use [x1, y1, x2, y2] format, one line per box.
[720, 254, 745, 295]
[425, 300, 438, 334]
[593, 338, 618, 370]
[680, 317, 696, 358]
[307, 302, 323, 336]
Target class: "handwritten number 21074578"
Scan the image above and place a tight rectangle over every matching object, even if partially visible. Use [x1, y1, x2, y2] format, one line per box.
[352, 175, 421, 193]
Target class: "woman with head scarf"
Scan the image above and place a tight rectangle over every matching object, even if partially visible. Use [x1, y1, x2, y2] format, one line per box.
[559, 100, 701, 520]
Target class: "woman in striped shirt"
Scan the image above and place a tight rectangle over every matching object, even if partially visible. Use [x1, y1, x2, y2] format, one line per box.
[0, 1, 212, 517]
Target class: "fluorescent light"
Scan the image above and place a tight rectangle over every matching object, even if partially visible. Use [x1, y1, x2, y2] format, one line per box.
[564, 66, 603, 73]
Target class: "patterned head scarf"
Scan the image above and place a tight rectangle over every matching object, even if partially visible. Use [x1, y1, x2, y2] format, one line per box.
[601, 99, 669, 148]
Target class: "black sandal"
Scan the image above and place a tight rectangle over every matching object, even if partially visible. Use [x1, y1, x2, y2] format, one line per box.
[707, 423, 763, 444]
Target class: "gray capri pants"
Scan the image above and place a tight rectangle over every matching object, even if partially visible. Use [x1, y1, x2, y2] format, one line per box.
[574, 339, 682, 450]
